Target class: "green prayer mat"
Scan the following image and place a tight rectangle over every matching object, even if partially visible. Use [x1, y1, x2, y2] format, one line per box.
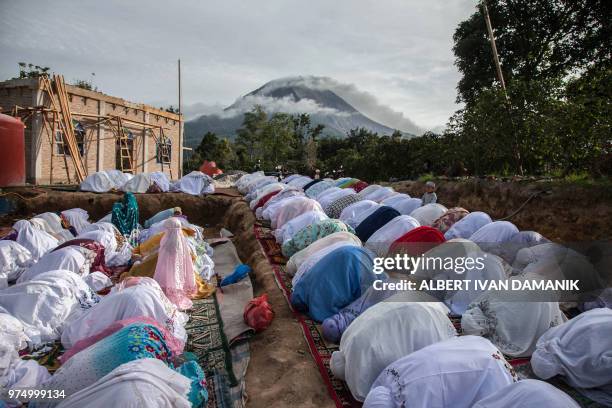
[185, 294, 238, 387]
[20, 341, 64, 374]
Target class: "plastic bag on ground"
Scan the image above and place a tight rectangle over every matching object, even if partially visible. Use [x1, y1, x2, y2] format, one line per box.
[244, 294, 274, 332]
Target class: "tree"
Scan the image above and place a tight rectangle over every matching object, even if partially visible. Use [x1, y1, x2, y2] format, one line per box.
[16, 62, 50, 79]
[291, 113, 324, 172]
[261, 113, 296, 167]
[194, 132, 221, 158]
[447, 0, 611, 178]
[232, 107, 326, 172]
[235, 105, 267, 167]
[183, 131, 237, 173]
[453, 0, 611, 104]
[73, 79, 97, 91]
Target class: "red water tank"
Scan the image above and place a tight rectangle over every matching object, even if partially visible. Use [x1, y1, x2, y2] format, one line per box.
[0, 113, 26, 186]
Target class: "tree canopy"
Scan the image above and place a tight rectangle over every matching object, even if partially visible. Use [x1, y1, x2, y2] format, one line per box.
[453, 0, 611, 104]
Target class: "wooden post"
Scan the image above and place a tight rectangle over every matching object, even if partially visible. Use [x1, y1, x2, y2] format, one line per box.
[40, 75, 88, 182]
[178, 58, 182, 178]
[481, 0, 523, 175]
[481, 0, 506, 92]
[50, 113, 56, 184]
[39, 110, 56, 185]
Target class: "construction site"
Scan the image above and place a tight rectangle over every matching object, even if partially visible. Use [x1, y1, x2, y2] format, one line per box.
[0, 75, 181, 185]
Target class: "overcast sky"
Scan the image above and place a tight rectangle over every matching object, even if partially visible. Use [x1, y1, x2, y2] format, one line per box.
[0, 0, 476, 130]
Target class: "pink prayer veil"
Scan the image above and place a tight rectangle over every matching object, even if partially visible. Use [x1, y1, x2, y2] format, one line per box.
[153, 217, 197, 310]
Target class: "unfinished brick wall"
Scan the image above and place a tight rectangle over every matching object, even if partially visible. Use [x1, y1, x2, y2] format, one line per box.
[0, 78, 182, 185]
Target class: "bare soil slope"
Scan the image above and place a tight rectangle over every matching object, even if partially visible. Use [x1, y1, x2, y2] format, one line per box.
[389, 179, 612, 242]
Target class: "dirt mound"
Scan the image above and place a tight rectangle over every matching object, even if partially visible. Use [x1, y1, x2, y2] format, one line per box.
[4, 188, 239, 226]
[389, 179, 612, 242]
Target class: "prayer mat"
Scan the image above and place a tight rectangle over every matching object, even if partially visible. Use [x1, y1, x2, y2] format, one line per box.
[254, 227, 286, 265]
[228, 340, 250, 408]
[211, 240, 255, 345]
[205, 341, 250, 408]
[20, 341, 64, 374]
[254, 224, 361, 408]
[205, 370, 222, 408]
[185, 295, 238, 387]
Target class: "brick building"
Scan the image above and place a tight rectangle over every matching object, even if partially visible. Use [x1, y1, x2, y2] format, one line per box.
[0, 77, 183, 185]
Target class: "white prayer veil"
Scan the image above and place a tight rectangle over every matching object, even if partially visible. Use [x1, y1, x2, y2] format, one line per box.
[389, 197, 422, 216]
[444, 211, 492, 240]
[409, 203, 448, 226]
[17, 246, 91, 283]
[363, 336, 517, 408]
[531, 308, 612, 405]
[286, 231, 362, 276]
[54, 358, 192, 408]
[462, 283, 566, 357]
[472, 379, 579, 408]
[330, 297, 456, 401]
[364, 215, 420, 256]
[340, 200, 381, 229]
[413, 239, 507, 315]
[13, 220, 59, 261]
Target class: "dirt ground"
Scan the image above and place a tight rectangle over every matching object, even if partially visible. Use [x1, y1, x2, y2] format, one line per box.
[2, 180, 611, 408]
[223, 201, 335, 408]
[388, 178, 612, 242]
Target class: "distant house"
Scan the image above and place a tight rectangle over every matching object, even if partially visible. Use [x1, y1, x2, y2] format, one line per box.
[0, 77, 183, 185]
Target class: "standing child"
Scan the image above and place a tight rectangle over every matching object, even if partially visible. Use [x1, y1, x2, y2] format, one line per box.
[421, 181, 437, 205]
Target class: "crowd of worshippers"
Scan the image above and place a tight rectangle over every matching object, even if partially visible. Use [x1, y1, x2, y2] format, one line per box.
[0, 193, 230, 407]
[79, 169, 217, 195]
[238, 171, 612, 408]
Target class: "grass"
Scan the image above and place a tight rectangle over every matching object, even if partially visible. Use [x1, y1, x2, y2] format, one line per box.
[547, 173, 612, 198]
[417, 173, 435, 183]
[563, 171, 591, 183]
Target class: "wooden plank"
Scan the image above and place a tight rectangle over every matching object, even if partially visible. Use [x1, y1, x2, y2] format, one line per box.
[40, 77, 73, 183]
[43, 75, 88, 182]
[57, 75, 87, 180]
[71, 112, 172, 130]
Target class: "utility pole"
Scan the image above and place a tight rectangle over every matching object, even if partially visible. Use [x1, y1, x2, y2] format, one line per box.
[481, 0, 506, 92]
[481, 0, 523, 175]
[178, 58, 183, 177]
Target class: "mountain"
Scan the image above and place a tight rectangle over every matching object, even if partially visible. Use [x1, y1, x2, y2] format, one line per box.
[184, 77, 416, 148]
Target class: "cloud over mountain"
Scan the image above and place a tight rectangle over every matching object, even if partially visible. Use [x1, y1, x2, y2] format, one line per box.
[184, 76, 422, 146]
[251, 76, 424, 134]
